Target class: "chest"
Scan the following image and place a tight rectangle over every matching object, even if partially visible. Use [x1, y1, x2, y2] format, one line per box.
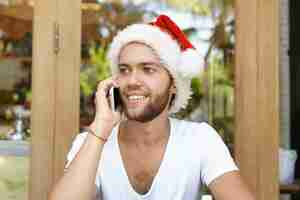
[119, 143, 167, 195]
[99, 131, 204, 199]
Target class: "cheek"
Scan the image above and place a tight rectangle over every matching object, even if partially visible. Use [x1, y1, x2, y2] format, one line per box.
[149, 81, 171, 96]
[143, 78, 164, 92]
[117, 76, 129, 89]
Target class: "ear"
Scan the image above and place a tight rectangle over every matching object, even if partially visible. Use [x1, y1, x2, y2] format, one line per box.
[168, 89, 176, 109]
[170, 83, 176, 94]
[167, 73, 176, 94]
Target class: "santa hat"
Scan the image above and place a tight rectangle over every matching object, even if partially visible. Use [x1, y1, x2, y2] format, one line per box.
[107, 14, 204, 113]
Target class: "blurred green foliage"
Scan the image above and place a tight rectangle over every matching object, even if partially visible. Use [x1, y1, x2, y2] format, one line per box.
[80, 42, 111, 98]
[0, 156, 29, 200]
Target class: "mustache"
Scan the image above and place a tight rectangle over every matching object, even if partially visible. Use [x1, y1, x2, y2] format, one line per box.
[123, 84, 149, 94]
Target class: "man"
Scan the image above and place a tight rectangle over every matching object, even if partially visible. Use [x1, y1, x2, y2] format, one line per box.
[49, 15, 254, 200]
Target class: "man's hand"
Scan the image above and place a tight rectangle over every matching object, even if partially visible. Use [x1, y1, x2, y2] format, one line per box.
[89, 77, 122, 139]
[208, 171, 255, 200]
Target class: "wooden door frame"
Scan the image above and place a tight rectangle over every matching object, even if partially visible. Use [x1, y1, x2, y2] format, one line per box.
[29, 0, 81, 199]
[29, 1, 58, 199]
[235, 0, 279, 199]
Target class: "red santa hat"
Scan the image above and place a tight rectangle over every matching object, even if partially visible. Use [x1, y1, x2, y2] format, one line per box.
[107, 14, 204, 113]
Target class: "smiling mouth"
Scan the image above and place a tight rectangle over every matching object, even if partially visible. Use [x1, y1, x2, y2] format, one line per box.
[126, 95, 149, 107]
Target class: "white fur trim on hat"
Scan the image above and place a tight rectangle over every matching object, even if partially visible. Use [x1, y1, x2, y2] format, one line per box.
[107, 23, 203, 113]
[179, 48, 204, 78]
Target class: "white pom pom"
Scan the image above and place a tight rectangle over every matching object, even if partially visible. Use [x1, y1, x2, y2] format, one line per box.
[179, 49, 204, 78]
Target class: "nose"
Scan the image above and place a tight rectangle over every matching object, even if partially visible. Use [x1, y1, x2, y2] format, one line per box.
[128, 70, 142, 86]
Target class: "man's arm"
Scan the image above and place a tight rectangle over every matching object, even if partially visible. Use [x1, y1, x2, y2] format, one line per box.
[208, 171, 255, 200]
[49, 77, 121, 200]
[48, 133, 105, 200]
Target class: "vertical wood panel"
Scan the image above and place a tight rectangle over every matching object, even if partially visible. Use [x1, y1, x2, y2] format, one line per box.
[29, 0, 57, 199]
[53, 0, 81, 184]
[30, 0, 81, 199]
[235, 0, 279, 199]
[256, 0, 280, 199]
[234, 0, 259, 194]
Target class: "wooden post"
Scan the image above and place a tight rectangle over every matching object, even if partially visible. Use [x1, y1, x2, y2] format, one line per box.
[53, 0, 81, 184]
[29, 0, 57, 199]
[29, 0, 81, 199]
[235, 0, 280, 199]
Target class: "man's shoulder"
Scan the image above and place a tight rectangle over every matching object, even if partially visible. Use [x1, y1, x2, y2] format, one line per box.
[171, 118, 222, 143]
[170, 117, 213, 132]
[171, 118, 225, 157]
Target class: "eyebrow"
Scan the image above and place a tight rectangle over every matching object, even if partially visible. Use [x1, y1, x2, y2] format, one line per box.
[118, 63, 129, 67]
[118, 62, 161, 68]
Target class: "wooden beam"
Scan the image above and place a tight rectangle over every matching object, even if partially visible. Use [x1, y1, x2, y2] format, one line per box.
[29, 0, 81, 198]
[0, 5, 32, 20]
[52, 0, 81, 184]
[29, 0, 57, 199]
[0, 3, 104, 24]
[235, 0, 279, 199]
[235, 0, 258, 192]
[0, 15, 32, 39]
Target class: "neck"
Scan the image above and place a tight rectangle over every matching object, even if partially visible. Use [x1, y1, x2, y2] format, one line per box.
[119, 113, 170, 145]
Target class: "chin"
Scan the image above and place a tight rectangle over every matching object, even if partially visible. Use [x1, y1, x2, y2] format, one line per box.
[123, 95, 170, 122]
[125, 109, 150, 122]
[125, 107, 165, 123]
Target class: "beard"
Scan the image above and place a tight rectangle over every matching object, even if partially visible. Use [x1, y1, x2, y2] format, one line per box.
[121, 89, 171, 123]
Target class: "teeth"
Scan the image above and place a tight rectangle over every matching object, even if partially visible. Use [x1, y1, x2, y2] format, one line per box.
[128, 96, 146, 100]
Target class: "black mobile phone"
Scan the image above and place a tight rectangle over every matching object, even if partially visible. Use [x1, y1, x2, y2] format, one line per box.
[109, 87, 121, 111]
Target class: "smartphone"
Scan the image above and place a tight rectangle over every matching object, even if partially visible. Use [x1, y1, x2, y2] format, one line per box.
[108, 87, 121, 112]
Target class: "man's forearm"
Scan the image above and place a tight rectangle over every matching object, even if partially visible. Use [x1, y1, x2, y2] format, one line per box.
[49, 75, 122, 200]
[49, 133, 105, 200]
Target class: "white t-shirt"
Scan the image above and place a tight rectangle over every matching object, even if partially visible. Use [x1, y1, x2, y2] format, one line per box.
[65, 118, 238, 200]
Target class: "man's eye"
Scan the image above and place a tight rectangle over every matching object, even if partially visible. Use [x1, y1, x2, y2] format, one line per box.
[143, 66, 155, 74]
[119, 67, 130, 74]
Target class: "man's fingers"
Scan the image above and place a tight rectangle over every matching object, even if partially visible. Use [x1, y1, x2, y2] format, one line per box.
[97, 77, 119, 95]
